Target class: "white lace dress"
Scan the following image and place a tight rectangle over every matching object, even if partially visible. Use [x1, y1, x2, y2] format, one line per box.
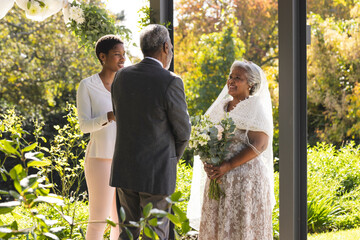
[198, 128, 273, 240]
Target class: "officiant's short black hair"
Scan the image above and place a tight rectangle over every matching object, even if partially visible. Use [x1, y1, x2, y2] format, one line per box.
[95, 35, 124, 64]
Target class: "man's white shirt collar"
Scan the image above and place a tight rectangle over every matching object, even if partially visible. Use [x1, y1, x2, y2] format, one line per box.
[145, 57, 163, 68]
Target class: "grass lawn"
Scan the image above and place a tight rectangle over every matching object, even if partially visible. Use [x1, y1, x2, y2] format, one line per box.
[308, 228, 360, 240]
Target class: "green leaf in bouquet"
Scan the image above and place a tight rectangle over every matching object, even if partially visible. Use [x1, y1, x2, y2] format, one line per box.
[143, 202, 153, 218]
[209, 126, 218, 136]
[210, 157, 221, 165]
[209, 147, 217, 156]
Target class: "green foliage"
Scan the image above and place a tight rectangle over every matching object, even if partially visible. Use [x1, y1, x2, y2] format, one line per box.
[307, 142, 360, 232]
[307, 189, 343, 233]
[0, 110, 85, 239]
[45, 103, 87, 198]
[67, 2, 131, 56]
[308, 227, 360, 240]
[0, 108, 191, 239]
[0, 6, 99, 116]
[137, 0, 153, 29]
[272, 142, 360, 237]
[307, 8, 360, 145]
[175, 161, 193, 213]
[184, 27, 245, 115]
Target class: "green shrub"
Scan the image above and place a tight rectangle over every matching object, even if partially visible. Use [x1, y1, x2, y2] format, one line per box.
[307, 142, 360, 232]
[0, 106, 190, 240]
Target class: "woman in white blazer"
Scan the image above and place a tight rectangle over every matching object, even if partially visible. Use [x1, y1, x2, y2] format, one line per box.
[76, 35, 126, 240]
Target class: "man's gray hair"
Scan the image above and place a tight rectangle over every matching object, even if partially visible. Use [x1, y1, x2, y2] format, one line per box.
[230, 60, 262, 95]
[140, 24, 170, 57]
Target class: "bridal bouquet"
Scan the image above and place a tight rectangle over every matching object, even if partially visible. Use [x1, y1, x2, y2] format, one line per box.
[189, 115, 236, 200]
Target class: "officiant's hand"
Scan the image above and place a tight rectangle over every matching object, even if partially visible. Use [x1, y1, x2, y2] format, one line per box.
[204, 162, 232, 182]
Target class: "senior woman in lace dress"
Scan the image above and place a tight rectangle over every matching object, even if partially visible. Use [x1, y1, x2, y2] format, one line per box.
[188, 60, 275, 240]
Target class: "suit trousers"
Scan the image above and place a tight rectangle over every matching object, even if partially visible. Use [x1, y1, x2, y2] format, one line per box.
[116, 188, 171, 240]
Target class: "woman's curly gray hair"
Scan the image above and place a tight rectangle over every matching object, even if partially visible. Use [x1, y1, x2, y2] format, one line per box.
[230, 60, 262, 95]
[140, 24, 170, 57]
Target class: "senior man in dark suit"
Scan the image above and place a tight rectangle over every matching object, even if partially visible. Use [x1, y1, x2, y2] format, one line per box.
[110, 24, 191, 240]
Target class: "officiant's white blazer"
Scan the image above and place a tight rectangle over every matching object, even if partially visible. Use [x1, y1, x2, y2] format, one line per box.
[76, 74, 116, 159]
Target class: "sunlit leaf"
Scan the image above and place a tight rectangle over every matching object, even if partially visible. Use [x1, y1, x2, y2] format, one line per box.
[0, 201, 20, 214]
[22, 143, 38, 153]
[33, 196, 64, 206]
[169, 191, 182, 202]
[120, 206, 126, 222]
[43, 232, 59, 240]
[0, 190, 9, 195]
[148, 218, 158, 226]
[106, 218, 116, 227]
[125, 227, 133, 240]
[150, 208, 168, 218]
[50, 226, 66, 233]
[144, 226, 158, 239]
[166, 213, 181, 226]
[172, 205, 187, 222]
[0, 140, 20, 157]
[27, 159, 51, 167]
[24, 152, 44, 161]
[143, 202, 153, 218]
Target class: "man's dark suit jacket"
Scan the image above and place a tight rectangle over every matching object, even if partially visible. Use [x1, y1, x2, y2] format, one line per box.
[110, 58, 191, 195]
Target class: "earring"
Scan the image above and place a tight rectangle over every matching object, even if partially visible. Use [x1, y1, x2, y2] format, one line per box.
[248, 87, 251, 91]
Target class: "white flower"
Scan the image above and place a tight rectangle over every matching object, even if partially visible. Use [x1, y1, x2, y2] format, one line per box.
[199, 140, 207, 146]
[26, 1, 43, 17]
[69, 5, 85, 24]
[23, 0, 62, 22]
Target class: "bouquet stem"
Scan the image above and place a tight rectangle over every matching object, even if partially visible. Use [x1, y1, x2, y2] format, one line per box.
[208, 179, 225, 200]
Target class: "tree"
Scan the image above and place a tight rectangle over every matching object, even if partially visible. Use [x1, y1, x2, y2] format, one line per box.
[307, 7, 360, 144]
[175, 0, 278, 66]
[183, 27, 245, 115]
[0, 6, 99, 119]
